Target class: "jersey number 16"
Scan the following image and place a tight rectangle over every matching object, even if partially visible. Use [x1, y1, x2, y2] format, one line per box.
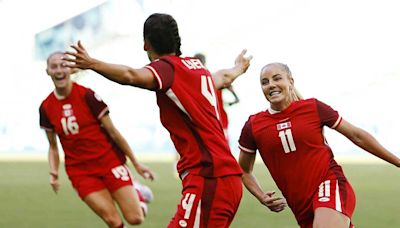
[61, 116, 79, 135]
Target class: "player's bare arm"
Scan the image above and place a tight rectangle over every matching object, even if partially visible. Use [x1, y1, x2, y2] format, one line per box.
[64, 41, 157, 90]
[336, 119, 400, 167]
[239, 151, 286, 212]
[227, 86, 240, 106]
[239, 151, 263, 199]
[46, 130, 60, 193]
[212, 49, 252, 90]
[100, 114, 156, 180]
[261, 191, 287, 213]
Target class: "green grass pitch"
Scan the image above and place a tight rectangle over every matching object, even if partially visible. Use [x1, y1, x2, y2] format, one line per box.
[0, 161, 398, 227]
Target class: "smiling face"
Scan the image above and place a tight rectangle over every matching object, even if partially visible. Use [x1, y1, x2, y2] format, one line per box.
[260, 63, 295, 111]
[46, 52, 72, 94]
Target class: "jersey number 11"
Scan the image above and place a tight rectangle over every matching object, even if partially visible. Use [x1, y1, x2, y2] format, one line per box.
[278, 129, 296, 153]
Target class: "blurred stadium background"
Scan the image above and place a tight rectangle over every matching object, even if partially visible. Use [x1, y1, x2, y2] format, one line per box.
[0, 0, 399, 227]
[0, 0, 399, 160]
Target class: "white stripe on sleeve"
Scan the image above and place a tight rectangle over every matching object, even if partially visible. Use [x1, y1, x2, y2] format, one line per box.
[331, 116, 342, 129]
[97, 107, 109, 119]
[239, 145, 256, 154]
[145, 66, 163, 90]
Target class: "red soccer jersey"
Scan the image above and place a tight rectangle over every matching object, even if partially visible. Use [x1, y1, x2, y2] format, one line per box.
[216, 89, 229, 129]
[239, 98, 347, 224]
[39, 83, 126, 167]
[145, 55, 242, 177]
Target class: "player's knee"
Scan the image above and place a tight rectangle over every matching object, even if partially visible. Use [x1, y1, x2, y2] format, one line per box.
[102, 214, 123, 228]
[94, 207, 122, 227]
[125, 213, 144, 225]
[313, 219, 348, 228]
[124, 206, 146, 225]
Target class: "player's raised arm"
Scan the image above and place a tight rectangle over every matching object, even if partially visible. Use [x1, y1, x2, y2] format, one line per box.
[335, 119, 400, 167]
[227, 86, 240, 106]
[64, 41, 157, 90]
[212, 49, 252, 90]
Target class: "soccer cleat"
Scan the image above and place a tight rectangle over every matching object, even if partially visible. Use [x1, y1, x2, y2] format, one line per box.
[134, 181, 154, 203]
[134, 181, 154, 216]
[139, 201, 148, 216]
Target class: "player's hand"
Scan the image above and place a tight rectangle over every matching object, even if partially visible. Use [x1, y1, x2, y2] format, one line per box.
[63, 40, 95, 70]
[134, 163, 156, 181]
[234, 49, 252, 75]
[259, 191, 287, 213]
[49, 173, 60, 194]
[228, 100, 239, 106]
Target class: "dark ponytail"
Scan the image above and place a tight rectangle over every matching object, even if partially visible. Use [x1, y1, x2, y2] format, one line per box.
[143, 13, 182, 56]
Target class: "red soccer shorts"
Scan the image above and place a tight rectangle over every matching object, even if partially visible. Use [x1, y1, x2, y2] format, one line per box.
[300, 176, 356, 228]
[168, 174, 242, 228]
[313, 178, 356, 219]
[68, 164, 134, 199]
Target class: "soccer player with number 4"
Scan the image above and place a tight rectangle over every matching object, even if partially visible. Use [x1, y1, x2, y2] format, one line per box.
[39, 52, 155, 228]
[63, 13, 252, 228]
[238, 62, 400, 228]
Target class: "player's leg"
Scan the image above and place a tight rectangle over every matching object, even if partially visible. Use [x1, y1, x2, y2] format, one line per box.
[112, 185, 145, 225]
[105, 164, 145, 225]
[313, 207, 350, 228]
[312, 178, 356, 228]
[69, 174, 125, 228]
[84, 189, 125, 228]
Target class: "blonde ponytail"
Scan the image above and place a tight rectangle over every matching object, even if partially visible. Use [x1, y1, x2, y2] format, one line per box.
[291, 87, 303, 101]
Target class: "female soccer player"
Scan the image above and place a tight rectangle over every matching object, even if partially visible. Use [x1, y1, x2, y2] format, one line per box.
[39, 52, 155, 228]
[63, 13, 252, 228]
[238, 62, 400, 228]
[194, 53, 240, 142]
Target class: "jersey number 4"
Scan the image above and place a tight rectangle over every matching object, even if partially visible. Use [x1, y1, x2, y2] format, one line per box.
[201, 75, 220, 120]
[278, 129, 296, 153]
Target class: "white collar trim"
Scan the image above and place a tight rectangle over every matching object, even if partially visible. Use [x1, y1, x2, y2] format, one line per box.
[53, 90, 66, 100]
[268, 108, 281, 114]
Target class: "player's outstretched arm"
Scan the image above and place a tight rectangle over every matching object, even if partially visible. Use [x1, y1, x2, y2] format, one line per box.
[336, 119, 400, 167]
[46, 131, 60, 193]
[100, 114, 156, 180]
[227, 86, 240, 106]
[239, 151, 287, 212]
[212, 49, 252, 90]
[64, 41, 157, 90]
